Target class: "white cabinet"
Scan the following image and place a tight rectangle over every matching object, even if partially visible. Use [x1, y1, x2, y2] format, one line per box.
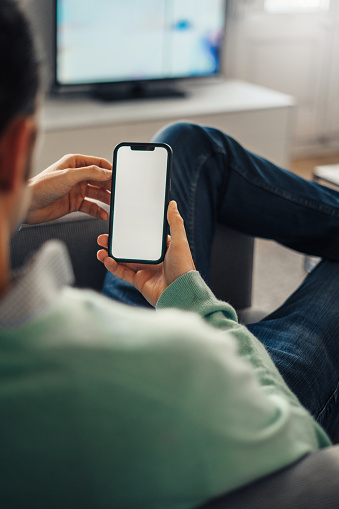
[36, 80, 295, 175]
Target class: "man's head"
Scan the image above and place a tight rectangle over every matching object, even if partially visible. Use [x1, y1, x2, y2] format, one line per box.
[0, 0, 40, 230]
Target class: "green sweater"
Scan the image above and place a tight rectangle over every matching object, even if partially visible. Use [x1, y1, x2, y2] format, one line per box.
[0, 271, 330, 508]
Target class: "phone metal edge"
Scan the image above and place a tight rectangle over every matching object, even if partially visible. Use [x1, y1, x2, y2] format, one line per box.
[108, 142, 172, 264]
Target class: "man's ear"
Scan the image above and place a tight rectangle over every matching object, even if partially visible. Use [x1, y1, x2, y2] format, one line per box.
[0, 116, 36, 193]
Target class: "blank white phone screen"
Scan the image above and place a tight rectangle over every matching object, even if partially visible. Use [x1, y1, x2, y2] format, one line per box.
[111, 146, 168, 261]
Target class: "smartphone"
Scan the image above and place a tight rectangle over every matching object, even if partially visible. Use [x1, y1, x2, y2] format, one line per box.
[108, 142, 172, 264]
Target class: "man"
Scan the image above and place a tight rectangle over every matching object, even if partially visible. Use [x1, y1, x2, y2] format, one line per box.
[1, 0, 339, 507]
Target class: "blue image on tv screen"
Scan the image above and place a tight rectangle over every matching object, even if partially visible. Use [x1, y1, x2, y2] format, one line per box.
[56, 0, 226, 86]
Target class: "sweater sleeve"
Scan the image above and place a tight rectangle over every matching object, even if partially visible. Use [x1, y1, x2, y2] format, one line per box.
[66, 283, 330, 506]
[156, 270, 331, 441]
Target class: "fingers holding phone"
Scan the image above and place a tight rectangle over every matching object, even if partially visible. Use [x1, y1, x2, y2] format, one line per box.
[97, 142, 195, 305]
[26, 154, 112, 224]
[163, 200, 196, 287]
[97, 200, 195, 306]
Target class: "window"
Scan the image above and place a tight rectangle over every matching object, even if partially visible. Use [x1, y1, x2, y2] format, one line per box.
[265, 0, 330, 12]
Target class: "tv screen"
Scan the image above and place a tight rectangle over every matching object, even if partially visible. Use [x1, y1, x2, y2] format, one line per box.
[55, 0, 227, 93]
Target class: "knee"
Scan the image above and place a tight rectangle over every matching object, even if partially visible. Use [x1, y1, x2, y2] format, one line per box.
[152, 121, 201, 145]
[152, 121, 234, 155]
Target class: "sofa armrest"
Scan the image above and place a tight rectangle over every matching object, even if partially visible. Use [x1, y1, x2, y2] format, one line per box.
[10, 214, 254, 309]
[199, 445, 339, 509]
[10, 213, 108, 292]
[211, 223, 254, 310]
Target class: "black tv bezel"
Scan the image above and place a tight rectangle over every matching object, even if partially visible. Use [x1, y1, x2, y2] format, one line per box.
[52, 0, 228, 98]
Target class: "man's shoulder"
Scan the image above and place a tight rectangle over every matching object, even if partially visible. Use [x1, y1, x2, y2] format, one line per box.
[21, 284, 210, 352]
[60, 285, 209, 342]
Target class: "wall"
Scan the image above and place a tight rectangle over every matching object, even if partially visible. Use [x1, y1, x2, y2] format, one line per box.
[23, 0, 54, 91]
[226, 0, 339, 156]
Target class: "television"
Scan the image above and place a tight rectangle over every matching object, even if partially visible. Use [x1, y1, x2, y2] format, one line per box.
[54, 0, 227, 101]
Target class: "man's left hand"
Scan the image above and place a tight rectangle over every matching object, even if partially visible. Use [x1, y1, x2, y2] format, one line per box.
[25, 154, 112, 224]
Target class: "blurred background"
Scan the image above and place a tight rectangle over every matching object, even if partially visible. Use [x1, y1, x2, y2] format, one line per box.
[24, 0, 339, 162]
[22, 0, 339, 316]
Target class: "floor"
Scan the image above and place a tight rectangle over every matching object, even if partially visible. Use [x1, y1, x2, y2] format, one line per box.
[289, 153, 339, 180]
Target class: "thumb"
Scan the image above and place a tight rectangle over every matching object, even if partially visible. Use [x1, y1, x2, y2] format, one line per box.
[167, 201, 187, 241]
[165, 201, 196, 278]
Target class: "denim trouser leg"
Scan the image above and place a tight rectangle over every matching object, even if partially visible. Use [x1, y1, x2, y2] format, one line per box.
[103, 122, 339, 435]
[247, 260, 339, 437]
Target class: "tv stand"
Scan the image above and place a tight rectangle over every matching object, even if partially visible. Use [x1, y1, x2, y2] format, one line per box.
[39, 80, 295, 177]
[91, 82, 187, 102]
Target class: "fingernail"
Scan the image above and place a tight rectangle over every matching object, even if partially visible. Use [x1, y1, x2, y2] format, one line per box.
[170, 200, 177, 210]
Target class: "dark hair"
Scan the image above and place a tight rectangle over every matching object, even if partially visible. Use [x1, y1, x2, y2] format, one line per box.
[0, 0, 40, 137]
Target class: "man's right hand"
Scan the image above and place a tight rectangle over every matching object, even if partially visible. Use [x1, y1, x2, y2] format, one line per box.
[25, 154, 112, 225]
[97, 201, 196, 307]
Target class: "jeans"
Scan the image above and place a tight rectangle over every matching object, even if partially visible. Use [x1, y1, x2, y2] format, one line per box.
[103, 122, 339, 438]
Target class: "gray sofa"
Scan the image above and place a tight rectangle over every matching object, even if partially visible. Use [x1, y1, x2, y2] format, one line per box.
[9, 214, 339, 508]
[10, 213, 255, 312]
